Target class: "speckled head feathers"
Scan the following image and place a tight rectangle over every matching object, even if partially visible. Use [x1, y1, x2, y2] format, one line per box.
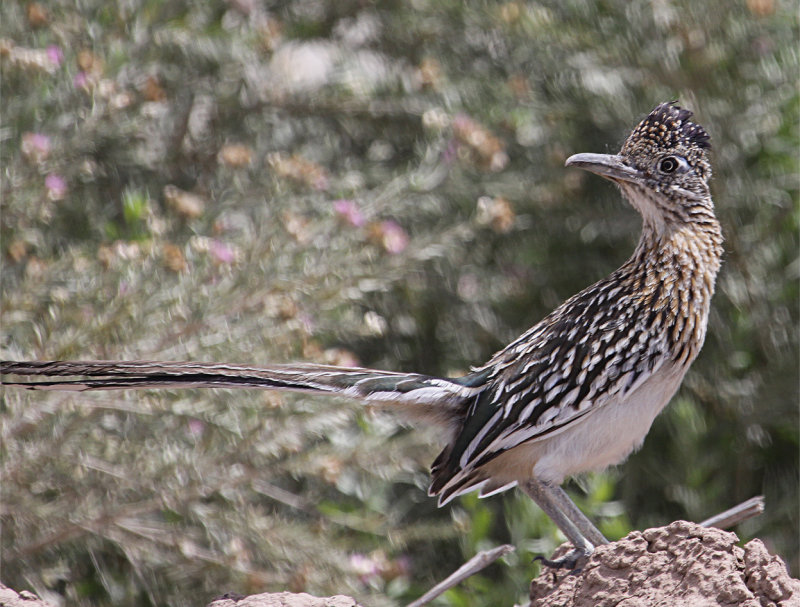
[621, 102, 711, 182]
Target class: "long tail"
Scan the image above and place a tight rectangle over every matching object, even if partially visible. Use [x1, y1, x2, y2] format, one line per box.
[0, 360, 485, 425]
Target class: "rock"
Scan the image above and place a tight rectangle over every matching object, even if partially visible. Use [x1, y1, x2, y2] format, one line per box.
[206, 591, 362, 607]
[0, 583, 56, 607]
[529, 520, 800, 607]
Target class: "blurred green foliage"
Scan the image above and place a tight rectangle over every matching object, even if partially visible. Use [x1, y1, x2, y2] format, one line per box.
[1, 1, 797, 606]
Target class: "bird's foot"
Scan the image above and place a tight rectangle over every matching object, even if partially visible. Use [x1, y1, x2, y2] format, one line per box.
[533, 546, 592, 574]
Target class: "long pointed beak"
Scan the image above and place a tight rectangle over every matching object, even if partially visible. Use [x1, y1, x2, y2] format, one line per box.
[565, 153, 642, 184]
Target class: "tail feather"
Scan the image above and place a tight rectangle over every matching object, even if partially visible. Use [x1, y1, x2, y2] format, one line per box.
[0, 360, 481, 424]
[2, 359, 505, 496]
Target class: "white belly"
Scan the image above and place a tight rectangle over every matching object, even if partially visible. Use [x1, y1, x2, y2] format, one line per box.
[530, 363, 687, 484]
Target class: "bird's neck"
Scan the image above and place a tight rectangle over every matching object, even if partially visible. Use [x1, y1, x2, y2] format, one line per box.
[630, 213, 723, 364]
[635, 212, 723, 288]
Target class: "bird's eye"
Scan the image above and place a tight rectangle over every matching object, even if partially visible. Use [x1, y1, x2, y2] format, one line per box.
[658, 155, 689, 174]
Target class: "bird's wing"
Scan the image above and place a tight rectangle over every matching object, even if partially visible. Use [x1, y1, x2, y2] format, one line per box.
[430, 280, 670, 503]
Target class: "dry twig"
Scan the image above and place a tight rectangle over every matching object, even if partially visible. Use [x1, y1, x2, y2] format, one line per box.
[407, 544, 515, 607]
[699, 495, 765, 530]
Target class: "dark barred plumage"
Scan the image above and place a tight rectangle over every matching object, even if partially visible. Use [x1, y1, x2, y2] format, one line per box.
[1, 102, 723, 569]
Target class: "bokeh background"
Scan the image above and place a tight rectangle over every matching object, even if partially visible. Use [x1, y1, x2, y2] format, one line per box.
[1, 1, 797, 606]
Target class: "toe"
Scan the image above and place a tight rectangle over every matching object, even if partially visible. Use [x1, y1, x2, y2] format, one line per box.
[533, 546, 592, 572]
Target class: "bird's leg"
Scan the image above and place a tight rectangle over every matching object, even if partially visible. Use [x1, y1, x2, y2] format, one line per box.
[521, 479, 594, 571]
[545, 483, 609, 547]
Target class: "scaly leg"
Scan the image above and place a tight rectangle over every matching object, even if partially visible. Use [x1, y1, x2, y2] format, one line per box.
[521, 479, 594, 570]
[545, 483, 609, 547]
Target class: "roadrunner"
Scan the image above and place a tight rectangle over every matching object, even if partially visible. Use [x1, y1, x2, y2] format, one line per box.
[1, 102, 722, 568]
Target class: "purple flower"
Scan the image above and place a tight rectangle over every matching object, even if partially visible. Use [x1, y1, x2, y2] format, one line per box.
[45, 173, 67, 200]
[451, 112, 471, 131]
[442, 139, 458, 164]
[333, 199, 365, 227]
[349, 553, 381, 584]
[379, 220, 408, 254]
[46, 45, 63, 67]
[209, 239, 237, 265]
[186, 419, 206, 438]
[21, 132, 51, 163]
[73, 71, 89, 89]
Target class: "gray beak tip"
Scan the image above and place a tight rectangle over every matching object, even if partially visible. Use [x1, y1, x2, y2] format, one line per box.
[563, 153, 640, 183]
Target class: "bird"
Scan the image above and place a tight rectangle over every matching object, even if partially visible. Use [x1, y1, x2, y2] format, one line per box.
[1, 102, 722, 569]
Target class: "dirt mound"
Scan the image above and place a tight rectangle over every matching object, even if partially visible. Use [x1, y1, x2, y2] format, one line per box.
[207, 592, 362, 607]
[530, 520, 799, 607]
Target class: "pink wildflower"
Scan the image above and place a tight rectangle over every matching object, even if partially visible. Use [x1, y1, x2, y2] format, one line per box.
[379, 220, 408, 254]
[209, 239, 237, 265]
[333, 199, 365, 227]
[186, 419, 206, 438]
[73, 71, 89, 89]
[348, 553, 381, 585]
[21, 132, 51, 163]
[45, 45, 63, 67]
[45, 173, 67, 200]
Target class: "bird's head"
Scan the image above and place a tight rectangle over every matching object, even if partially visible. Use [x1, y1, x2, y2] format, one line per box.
[566, 102, 713, 230]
